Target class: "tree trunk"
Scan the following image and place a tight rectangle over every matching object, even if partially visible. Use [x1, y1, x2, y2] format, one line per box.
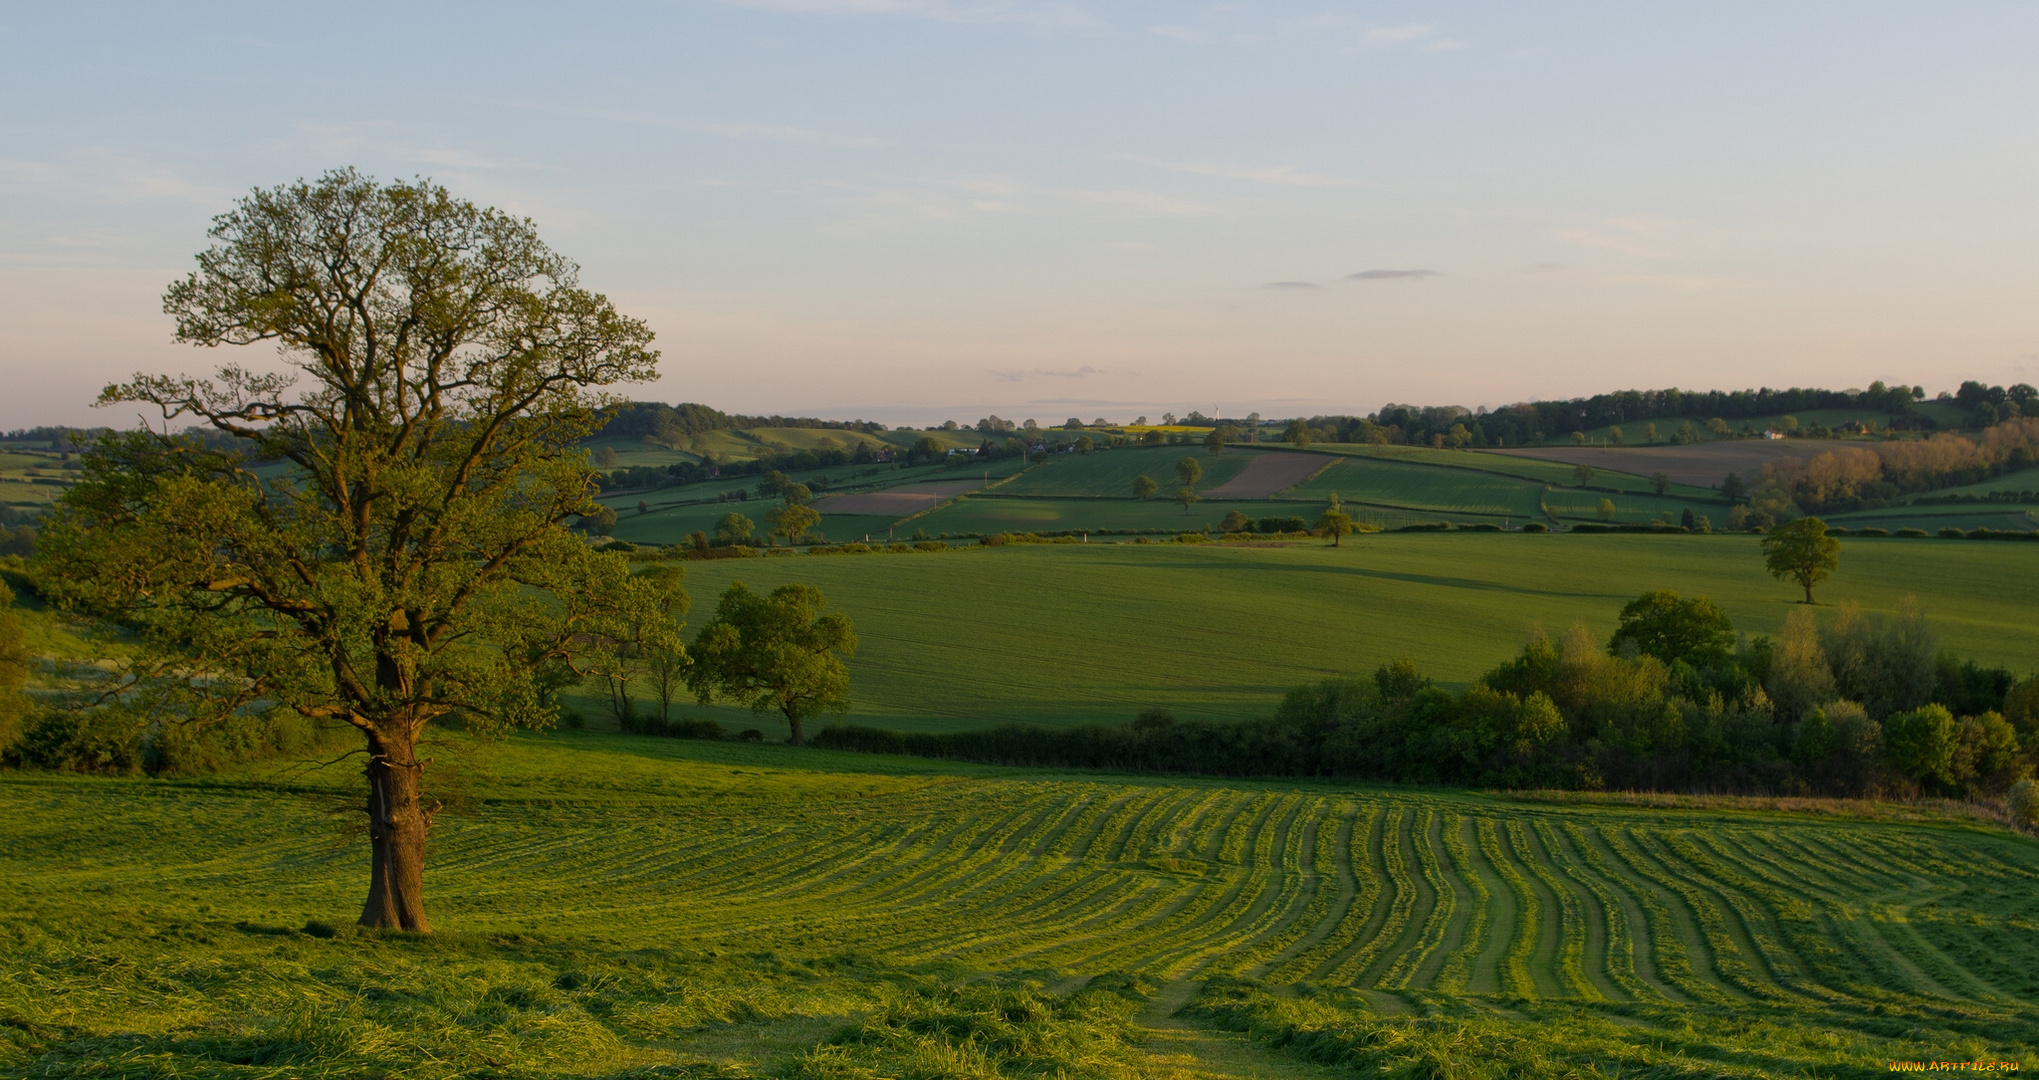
[785, 710, 805, 746]
[359, 730, 433, 932]
[1803, 583, 1814, 605]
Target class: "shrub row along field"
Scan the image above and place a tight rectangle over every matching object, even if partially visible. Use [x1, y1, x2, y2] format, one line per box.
[3, 735, 2033, 1076]
[639, 538, 2039, 737]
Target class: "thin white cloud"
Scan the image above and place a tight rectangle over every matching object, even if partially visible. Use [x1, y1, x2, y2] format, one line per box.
[0, 151, 229, 205]
[712, 0, 1100, 30]
[502, 104, 886, 149]
[694, 121, 886, 148]
[1345, 269, 1436, 281]
[1365, 24, 1435, 43]
[1133, 158, 1349, 189]
[1554, 215, 1716, 260]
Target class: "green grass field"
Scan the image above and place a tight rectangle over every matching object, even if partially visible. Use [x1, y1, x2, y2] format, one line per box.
[994, 447, 1262, 499]
[613, 536, 2039, 738]
[4, 735, 2034, 1077]
[1280, 457, 1547, 519]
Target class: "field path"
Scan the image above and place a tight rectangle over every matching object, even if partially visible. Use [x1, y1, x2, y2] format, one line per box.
[1135, 980, 1347, 1080]
[812, 479, 978, 516]
[1200, 452, 1336, 497]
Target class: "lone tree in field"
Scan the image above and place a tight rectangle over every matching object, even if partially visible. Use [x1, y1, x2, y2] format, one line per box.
[1762, 516, 1841, 604]
[767, 501, 821, 546]
[35, 170, 670, 932]
[1204, 427, 1228, 454]
[1316, 503, 1354, 546]
[688, 582, 855, 745]
[1572, 463, 1596, 486]
[1175, 485, 1200, 514]
[1133, 474, 1158, 500]
[1175, 456, 1202, 488]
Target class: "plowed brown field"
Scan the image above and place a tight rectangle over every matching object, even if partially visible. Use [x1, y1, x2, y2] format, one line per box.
[1202, 452, 1336, 497]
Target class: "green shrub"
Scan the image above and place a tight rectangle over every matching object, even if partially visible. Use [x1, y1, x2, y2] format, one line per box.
[1895, 527, 1928, 537]
[1521, 522, 1548, 533]
[2010, 778, 2039, 826]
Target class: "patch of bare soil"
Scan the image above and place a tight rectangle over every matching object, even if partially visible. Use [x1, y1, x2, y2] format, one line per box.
[813, 480, 978, 516]
[1202, 452, 1337, 498]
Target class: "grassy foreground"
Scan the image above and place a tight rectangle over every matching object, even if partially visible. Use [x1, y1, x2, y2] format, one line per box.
[633, 535, 2039, 737]
[3, 733, 2034, 1077]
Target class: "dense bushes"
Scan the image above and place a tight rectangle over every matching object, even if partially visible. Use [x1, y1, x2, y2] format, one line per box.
[6, 705, 352, 775]
[818, 592, 2036, 798]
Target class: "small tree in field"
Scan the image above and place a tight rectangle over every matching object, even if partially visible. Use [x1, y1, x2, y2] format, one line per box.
[1763, 516, 1841, 604]
[1204, 427, 1229, 455]
[1572, 463, 1596, 486]
[1285, 420, 1312, 448]
[688, 583, 855, 746]
[1650, 471, 1671, 495]
[1316, 505, 1354, 546]
[1175, 486, 1201, 513]
[1176, 456, 1202, 488]
[36, 170, 665, 931]
[1133, 475, 1158, 500]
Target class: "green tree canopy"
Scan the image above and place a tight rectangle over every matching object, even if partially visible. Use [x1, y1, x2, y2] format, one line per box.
[1175, 486, 1201, 513]
[714, 512, 755, 545]
[1175, 456, 1202, 488]
[767, 502, 821, 545]
[1762, 516, 1842, 604]
[1316, 507, 1354, 546]
[1204, 428, 1227, 454]
[1285, 419, 1312, 448]
[35, 169, 664, 931]
[687, 582, 855, 746]
[1133, 474, 1158, 500]
[1608, 590, 1735, 665]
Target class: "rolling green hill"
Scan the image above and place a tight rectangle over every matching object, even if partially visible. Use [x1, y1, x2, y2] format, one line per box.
[608, 537, 2039, 737]
[4, 736, 2033, 1077]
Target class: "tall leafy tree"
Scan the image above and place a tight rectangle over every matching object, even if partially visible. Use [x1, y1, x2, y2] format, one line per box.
[688, 583, 855, 745]
[767, 502, 821, 545]
[34, 170, 666, 931]
[1133, 475, 1158, 500]
[1175, 456, 1202, 488]
[1762, 516, 1842, 604]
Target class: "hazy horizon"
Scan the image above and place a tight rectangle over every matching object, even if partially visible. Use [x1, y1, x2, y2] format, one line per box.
[4, 1, 2035, 429]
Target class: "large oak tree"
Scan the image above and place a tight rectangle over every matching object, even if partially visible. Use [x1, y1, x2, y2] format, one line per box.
[37, 170, 674, 931]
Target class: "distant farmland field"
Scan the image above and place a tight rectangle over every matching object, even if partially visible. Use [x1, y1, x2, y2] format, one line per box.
[1280, 457, 1548, 519]
[1200, 451, 1336, 497]
[993, 445, 1261, 498]
[649, 537, 2039, 736]
[1493, 440, 1830, 488]
[6, 737, 2033, 1076]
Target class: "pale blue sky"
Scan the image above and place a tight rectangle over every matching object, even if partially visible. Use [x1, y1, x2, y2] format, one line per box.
[3, 2, 2035, 427]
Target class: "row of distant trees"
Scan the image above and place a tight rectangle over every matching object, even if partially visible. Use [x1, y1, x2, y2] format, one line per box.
[1729, 418, 2039, 526]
